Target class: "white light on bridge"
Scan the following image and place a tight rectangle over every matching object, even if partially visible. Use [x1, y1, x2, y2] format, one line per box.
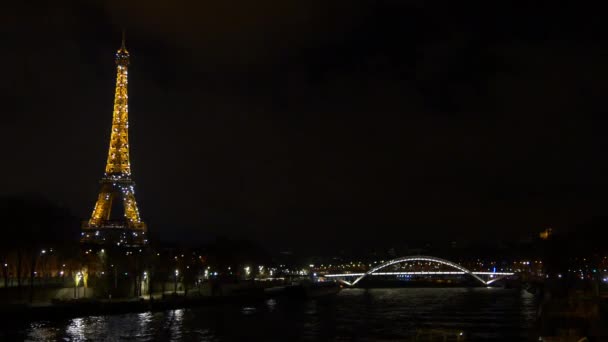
[322, 256, 515, 286]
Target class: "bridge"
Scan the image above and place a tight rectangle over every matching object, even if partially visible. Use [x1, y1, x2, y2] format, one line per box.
[321, 256, 515, 286]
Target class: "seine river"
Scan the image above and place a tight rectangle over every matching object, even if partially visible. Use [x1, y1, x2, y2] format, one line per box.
[6, 288, 538, 341]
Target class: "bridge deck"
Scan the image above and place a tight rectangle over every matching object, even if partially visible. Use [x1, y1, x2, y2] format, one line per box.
[324, 271, 514, 277]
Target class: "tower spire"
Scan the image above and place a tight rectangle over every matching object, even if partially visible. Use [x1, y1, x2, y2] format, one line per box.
[121, 29, 126, 50]
[115, 30, 129, 66]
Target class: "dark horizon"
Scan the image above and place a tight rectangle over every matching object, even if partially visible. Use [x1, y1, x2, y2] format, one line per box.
[4, 1, 608, 250]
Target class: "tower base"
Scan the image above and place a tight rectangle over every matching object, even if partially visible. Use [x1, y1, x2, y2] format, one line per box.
[81, 221, 148, 247]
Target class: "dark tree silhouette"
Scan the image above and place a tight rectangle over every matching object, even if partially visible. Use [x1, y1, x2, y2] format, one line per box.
[0, 195, 78, 301]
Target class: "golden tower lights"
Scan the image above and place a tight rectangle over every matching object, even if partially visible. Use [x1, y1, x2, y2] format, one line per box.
[81, 34, 147, 247]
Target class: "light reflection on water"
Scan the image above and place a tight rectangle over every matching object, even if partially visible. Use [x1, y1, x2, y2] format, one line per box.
[65, 317, 86, 341]
[266, 298, 277, 312]
[241, 306, 257, 315]
[9, 288, 537, 341]
[166, 309, 184, 341]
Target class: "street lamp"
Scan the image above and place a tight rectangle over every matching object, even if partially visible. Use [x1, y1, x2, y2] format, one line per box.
[74, 272, 82, 298]
[174, 269, 179, 295]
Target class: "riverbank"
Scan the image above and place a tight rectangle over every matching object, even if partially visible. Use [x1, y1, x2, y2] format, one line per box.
[0, 282, 342, 322]
[0, 293, 265, 322]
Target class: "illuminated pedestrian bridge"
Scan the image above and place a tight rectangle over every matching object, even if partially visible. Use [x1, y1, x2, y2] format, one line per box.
[322, 256, 514, 286]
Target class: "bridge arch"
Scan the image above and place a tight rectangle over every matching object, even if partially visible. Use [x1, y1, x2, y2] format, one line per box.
[348, 255, 488, 286]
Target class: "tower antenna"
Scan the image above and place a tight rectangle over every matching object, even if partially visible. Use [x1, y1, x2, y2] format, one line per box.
[121, 29, 126, 50]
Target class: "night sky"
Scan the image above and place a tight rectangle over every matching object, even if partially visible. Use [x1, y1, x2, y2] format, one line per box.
[3, 1, 608, 250]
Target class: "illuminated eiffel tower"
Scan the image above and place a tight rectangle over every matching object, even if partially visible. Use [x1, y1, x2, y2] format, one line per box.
[81, 34, 147, 247]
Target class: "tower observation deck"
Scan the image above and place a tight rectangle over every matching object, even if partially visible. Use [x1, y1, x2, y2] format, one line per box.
[81, 34, 147, 247]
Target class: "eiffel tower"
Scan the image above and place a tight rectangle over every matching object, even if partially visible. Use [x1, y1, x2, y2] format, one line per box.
[81, 33, 147, 247]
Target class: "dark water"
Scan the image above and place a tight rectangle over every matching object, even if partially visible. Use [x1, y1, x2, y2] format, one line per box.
[6, 288, 538, 341]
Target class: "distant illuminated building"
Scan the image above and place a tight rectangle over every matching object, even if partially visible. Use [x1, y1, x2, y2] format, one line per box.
[539, 228, 553, 240]
[81, 33, 147, 247]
